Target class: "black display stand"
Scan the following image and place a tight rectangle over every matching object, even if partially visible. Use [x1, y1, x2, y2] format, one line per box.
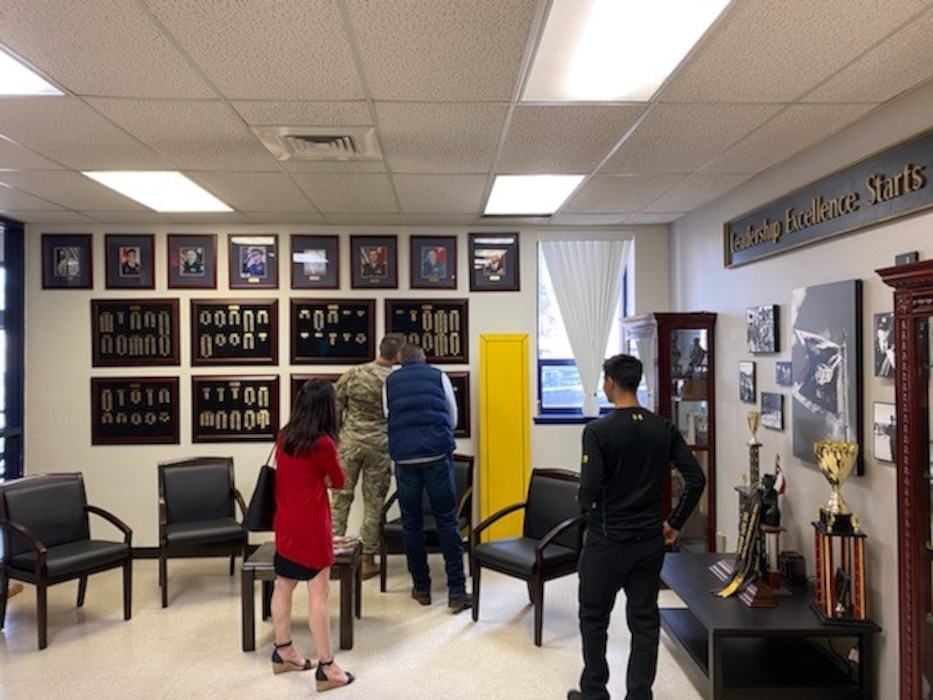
[290, 299, 375, 364]
[385, 299, 469, 364]
[91, 299, 180, 367]
[192, 375, 279, 443]
[191, 299, 278, 365]
[90, 377, 179, 445]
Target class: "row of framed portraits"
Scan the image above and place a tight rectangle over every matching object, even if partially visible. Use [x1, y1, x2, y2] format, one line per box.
[92, 298, 470, 366]
[90, 372, 471, 445]
[43, 233, 520, 293]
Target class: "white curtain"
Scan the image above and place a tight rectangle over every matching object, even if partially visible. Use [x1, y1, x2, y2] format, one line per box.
[541, 239, 630, 416]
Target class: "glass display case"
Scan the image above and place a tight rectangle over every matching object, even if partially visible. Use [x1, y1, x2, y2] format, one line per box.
[622, 312, 716, 553]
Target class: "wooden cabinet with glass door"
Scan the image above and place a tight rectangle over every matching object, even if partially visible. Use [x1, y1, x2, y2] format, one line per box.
[622, 312, 716, 553]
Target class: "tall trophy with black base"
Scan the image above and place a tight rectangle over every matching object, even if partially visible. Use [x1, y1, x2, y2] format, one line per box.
[811, 440, 871, 625]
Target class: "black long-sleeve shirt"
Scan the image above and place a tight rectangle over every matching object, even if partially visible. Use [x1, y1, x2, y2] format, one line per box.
[579, 407, 706, 540]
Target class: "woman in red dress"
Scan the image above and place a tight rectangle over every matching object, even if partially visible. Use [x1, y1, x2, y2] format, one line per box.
[271, 379, 355, 691]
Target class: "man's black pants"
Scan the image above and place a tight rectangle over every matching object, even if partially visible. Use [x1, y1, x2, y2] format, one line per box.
[577, 529, 665, 700]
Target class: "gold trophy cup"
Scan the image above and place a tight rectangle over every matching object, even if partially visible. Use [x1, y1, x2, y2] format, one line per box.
[747, 411, 761, 445]
[814, 440, 860, 534]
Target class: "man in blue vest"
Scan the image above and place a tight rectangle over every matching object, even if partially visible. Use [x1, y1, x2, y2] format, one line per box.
[384, 343, 472, 613]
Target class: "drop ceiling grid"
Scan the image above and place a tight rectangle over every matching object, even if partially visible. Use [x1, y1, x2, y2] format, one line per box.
[563, 175, 690, 214]
[392, 174, 488, 214]
[0, 139, 64, 171]
[187, 172, 322, 214]
[230, 101, 374, 127]
[0, 171, 151, 211]
[643, 173, 754, 214]
[289, 172, 398, 215]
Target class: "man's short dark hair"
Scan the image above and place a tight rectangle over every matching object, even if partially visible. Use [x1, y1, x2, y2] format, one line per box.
[602, 354, 642, 393]
[400, 343, 426, 362]
[379, 333, 405, 361]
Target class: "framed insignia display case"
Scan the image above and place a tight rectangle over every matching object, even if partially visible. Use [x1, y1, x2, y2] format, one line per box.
[91, 299, 180, 367]
[290, 299, 375, 365]
[385, 299, 469, 364]
[191, 375, 280, 443]
[91, 377, 179, 445]
[191, 299, 278, 366]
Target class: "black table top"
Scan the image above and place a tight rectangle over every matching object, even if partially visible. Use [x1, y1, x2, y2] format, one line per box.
[661, 552, 879, 636]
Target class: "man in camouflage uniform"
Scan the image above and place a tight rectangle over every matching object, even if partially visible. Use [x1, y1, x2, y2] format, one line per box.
[332, 333, 405, 579]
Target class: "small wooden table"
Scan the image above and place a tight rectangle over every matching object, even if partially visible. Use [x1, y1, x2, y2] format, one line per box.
[241, 540, 362, 652]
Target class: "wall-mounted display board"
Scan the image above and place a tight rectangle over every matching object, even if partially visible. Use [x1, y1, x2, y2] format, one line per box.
[91, 377, 179, 445]
[191, 299, 278, 366]
[192, 375, 279, 443]
[447, 371, 471, 438]
[290, 299, 375, 364]
[91, 299, 180, 367]
[385, 299, 469, 364]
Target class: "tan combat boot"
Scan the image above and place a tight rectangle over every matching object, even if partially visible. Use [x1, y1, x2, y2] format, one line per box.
[361, 554, 381, 580]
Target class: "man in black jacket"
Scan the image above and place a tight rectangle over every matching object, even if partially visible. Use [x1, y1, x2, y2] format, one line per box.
[569, 354, 706, 700]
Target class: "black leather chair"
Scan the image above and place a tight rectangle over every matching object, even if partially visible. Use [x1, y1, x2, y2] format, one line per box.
[0, 472, 132, 649]
[378, 454, 475, 592]
[158, 456, 247, 608]
[471, 468, 586, 646]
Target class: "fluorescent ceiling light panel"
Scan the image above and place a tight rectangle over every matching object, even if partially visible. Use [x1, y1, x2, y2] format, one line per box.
[82, 171, 232, 212]
[485, 175, 584, 216]
[524, 0, 730, 102]
[0, 47, 63, 96]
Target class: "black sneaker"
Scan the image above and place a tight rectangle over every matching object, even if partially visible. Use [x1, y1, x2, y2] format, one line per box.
[448, 592, 473, 613]
[567, 692, 583, 700]
[411, 588, 431, 606]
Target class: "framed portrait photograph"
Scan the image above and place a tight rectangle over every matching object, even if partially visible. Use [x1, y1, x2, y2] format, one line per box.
[761, 391, 784, 430]
[873, 312, 894, 378]
[746, 304, 779, 353]
[446, 371, 471, 438]
[105, 234, 154, 289]
[872, 401, 896, 464]
[410, 235, 457, 290]
[42, 234, 93, 289]
[350, 235, 398, 289]
[228, 234, 279, 289]
[291, 235, 339, 289]
[167, 234, 217, 289]
[775, 361, 793, 387]
[739, 360, 756, 403]
[469, 233, 519, 292]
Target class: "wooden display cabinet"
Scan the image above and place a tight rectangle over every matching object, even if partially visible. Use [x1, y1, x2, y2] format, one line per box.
[622, 312, 716, 553]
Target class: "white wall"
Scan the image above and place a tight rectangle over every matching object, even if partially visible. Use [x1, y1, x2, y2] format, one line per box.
[23, 226, 669, 547]
[670, 80, 933, 697]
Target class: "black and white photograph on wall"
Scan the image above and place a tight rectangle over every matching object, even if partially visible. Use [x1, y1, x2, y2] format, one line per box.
[775, 361, 793, 387]
[873, 312, 894, 378]
[761, 392, 784, 430]
[42, 234, 93, 289]
[739, 361, 756, 403]
[872, 401, 896, 464]
[746, 304, 779, 353]
[791, 279, 863, 474]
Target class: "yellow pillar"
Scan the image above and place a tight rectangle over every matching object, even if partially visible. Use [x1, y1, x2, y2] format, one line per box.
[479, 333, 531, 540]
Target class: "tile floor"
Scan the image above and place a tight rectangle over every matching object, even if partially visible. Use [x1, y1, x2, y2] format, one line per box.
[0, 554, 705, 699]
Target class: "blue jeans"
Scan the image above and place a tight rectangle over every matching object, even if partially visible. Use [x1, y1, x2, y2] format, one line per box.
[395, 454, 466, 597]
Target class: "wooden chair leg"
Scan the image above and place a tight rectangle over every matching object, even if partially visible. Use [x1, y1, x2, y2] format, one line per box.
[159, 553, 168, 608]
[123, 559, 133, 620]
[533, 577, 544, 647]
[379, 538, 388, 593]
[76, 575, 88, 607]
[0, 570, 9, 629]
[471, 564, 481, 622]
[229, 552, 235, 576]
[37, 583, 48, 650]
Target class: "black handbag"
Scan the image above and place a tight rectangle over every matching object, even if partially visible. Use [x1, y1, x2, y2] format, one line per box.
[244, 446, 277, 532]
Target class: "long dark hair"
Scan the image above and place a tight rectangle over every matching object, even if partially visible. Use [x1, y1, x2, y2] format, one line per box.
[280, 379, 339, 456]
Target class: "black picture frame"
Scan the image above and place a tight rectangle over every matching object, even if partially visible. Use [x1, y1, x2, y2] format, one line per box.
[291, 235, 339, 289]
[91, 377, 179, 445]
[761, 391, 784, 430]
[410, 235, 457, 290]
[873, 312, 894, 378]
[446, 371, 470, 438]
[105, 234, 154, 289]
[775, 361, 793, 387]
[291, 299, 376, 364]
[872, 401, 896, 464]
[350, 235, 398, 289]
[192, 375, 280, 443]
[91, 299, 180, 367]
[290, 373, 341, 411]
[42, 234, 93, 289]
[385, 299, 469, 364]
[168, 234, 217, 289]
[228, 234, 279, 289]
[746, 304, 779, 353]
[739, 360, 756, 403]
[469, 233, 519, 292]
[191, 299, 278, 366]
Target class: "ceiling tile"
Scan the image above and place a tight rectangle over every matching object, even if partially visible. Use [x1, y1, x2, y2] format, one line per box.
[81, 211, 183, 225]
[626, 214, 683, 225]
[563, 175, 688, 214]
[549, 213, 634, 226]
[0, 171, 151, 211]
[144, 0, 364, 100]
[323, 213, 403, 226]
[6, 210, 95, 224]
[281, 161, 387, 174]
[87, 99, 279, 171]
[0, 138, 66, 170]
[402, 214, 483, 226]
[376, 103, 508, 174]
[0, 184, 64, 211]
[164, 212, 249, 225]
[290, 173, 398, 214]
[599, 104, 782, 174]
[241, 212, 328, 225]
[644, 173, 753, 213]
[498, 105, 647, 174]
[186, 172, 318, 213]
[230, 101, 373, 126]
[661, 0, 933, 103]
[346, 0, 538, 101]
[393, 174, 487, 214]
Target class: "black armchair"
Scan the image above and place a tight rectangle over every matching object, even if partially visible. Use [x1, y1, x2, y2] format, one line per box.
[470, 468, 586, 646]
[0, 472, 133, 649]
[158, 457, 247, 608]
[379, 454, 475, 592]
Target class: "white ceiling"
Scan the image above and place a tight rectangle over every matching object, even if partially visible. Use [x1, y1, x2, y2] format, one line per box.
[0, 0, 931, 227]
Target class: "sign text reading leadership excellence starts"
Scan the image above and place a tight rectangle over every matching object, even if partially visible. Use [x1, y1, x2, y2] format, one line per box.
[723, 129, 933, 268]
